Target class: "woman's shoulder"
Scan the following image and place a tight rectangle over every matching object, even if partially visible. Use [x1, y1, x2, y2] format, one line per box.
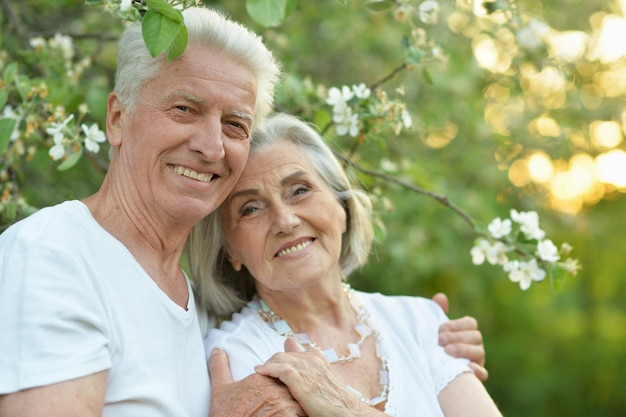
[356, 289, 443, 317]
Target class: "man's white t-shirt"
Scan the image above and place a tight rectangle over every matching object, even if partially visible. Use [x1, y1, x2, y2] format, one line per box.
[0, 201, 210, 417]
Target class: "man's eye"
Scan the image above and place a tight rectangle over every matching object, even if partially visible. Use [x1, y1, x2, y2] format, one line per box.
[223, 121, 250, 139]
[175, 105, 189, 112]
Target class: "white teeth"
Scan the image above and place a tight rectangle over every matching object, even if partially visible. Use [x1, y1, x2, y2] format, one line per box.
[277, 240, 312, 257]
[172, 166, 213, 183]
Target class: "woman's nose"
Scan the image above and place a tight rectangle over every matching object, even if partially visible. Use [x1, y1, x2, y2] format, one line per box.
[270, 203, 300, 235]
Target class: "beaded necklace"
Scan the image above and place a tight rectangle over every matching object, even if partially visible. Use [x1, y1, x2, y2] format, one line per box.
[247, 284, 390, 406]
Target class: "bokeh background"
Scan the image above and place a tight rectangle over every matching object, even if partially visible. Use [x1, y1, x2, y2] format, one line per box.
[1, 1, 625, 415]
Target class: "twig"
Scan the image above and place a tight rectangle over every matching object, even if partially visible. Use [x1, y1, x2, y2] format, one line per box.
[334, 151, 477, 230]
[0, 0, 29, 49]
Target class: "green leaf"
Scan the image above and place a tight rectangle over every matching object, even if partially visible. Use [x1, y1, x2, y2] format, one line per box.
[14, 75, 30, 101]
[422, 68, 434, 85]
[165, 24, 188, 62]
[57, 149, 83, 171]
[3, 62, 18, 85]
[0, 90, 8, 109]
[84, 0, 104, 5]
[246, 0, 289, 28]
[550, 263, 567, 293]
[142, 9, 187, 60]
[365, 0, 393, 12]
[0, 118, 16, 154]
[144, 0, 183, 23]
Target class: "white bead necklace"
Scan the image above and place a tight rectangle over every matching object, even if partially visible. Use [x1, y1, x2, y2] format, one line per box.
[248, 284, 390, 406]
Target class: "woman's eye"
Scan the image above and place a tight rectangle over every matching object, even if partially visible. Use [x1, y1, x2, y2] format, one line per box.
[294, 186, 311, 196]
[240, 205, 258, 217]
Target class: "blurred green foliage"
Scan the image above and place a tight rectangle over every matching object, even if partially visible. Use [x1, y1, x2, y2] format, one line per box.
[1, 0, 625, 415]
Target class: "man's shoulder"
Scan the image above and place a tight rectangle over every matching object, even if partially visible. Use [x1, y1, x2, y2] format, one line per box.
[3, 200, 87, 236]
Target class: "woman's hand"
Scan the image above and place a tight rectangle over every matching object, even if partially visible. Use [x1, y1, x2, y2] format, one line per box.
[209, 348, 306, 417]
[254, 339, 390, 417]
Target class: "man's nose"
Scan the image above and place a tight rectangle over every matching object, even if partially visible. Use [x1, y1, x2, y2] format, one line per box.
[189, 117, 225, 161]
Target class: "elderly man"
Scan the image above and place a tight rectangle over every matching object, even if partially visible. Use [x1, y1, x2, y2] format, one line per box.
[0, 6, 485, 417]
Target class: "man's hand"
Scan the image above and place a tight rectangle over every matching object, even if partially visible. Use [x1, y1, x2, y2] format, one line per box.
[433, 292, 489, 382]
[208, 348, 306, 417]
[253, 339, 389, 417]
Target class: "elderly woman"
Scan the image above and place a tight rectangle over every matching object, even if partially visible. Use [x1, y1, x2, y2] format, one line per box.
[189, 113, 501, 416]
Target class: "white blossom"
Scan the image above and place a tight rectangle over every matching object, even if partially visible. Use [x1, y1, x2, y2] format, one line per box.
[120, 0, 133, 12]
[335, 110, 359, 137]
[352, 83, 371, 99]
[536, 239, 560, 262]
[326, 86, 354, 109]
[51, 33, 75, 60]
[510, 209, 546, 240]
[471, 238, 511, 266]
[46, 114, 74, 160]
[29, 37, 46, 50]
[81, 123, 106, 153]
[401, 109, 412, 129]
[488, 217, 512, 239]
[559, 258, 581, 275]
[507, 258, 546, 290]
[49, 143, 66, 161]
[2, 105, 21, 141]
[418, 0, 440, 25]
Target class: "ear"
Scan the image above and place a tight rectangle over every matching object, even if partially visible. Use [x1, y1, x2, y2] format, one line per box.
[106, 92, 124, 147]
[224, 248, 243, 272]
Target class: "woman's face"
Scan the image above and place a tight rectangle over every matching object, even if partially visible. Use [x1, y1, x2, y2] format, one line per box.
[220, 141, 347, 294]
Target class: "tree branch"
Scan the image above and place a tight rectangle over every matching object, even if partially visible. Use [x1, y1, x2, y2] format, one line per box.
[0, 0, 29, 49]
[334, 151, 477, 230]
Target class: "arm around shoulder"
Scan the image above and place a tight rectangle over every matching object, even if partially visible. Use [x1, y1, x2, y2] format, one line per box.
[0, 371, 107, 417]
[438, 372, 503, 417]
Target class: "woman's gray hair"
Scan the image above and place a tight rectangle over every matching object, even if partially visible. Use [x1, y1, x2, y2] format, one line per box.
[114, 7, 280, 125]
[189, 113, 374, 315]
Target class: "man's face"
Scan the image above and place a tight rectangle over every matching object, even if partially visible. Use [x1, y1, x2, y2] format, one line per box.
[109, 44, 256, 225]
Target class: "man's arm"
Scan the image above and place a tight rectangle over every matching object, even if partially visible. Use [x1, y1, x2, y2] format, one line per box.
[209, 348, 306, 417]
[432, 292, 489, 381]
[0, 371, 107, 417]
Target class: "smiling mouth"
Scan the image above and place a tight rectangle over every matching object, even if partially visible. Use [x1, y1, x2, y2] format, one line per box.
[169, 165, 218, 183]
[276, 239, 314, 258]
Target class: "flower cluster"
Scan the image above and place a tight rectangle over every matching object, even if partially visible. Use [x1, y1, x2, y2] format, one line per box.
[326, 83, 412, 138]
[471, 210, 580, 290]
[45, 107, 106, 162]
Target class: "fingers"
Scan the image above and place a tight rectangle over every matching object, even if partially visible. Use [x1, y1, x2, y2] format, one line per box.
[208, 348, 233, 387]
[469, 362, 489, 382]
[284, 338, 305, 353]
[444, 341, 485, 366]
[439, 315, 478, 332]
[432, 292, 449, 313]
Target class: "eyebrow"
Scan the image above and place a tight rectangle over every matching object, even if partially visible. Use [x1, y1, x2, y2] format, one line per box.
[170, 90, 206, 105]
[168, 91, 254, 121]
[227, 170, 310, 202]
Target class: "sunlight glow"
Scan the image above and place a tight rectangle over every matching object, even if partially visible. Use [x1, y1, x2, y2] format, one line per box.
[596, 149, 626, 188]
[527, 152, 553, 183]
[590, 120, 623, 148]
[588, 14, 626, 63]
[532, 116, 561, 137]
[547, 31, 588, 63]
